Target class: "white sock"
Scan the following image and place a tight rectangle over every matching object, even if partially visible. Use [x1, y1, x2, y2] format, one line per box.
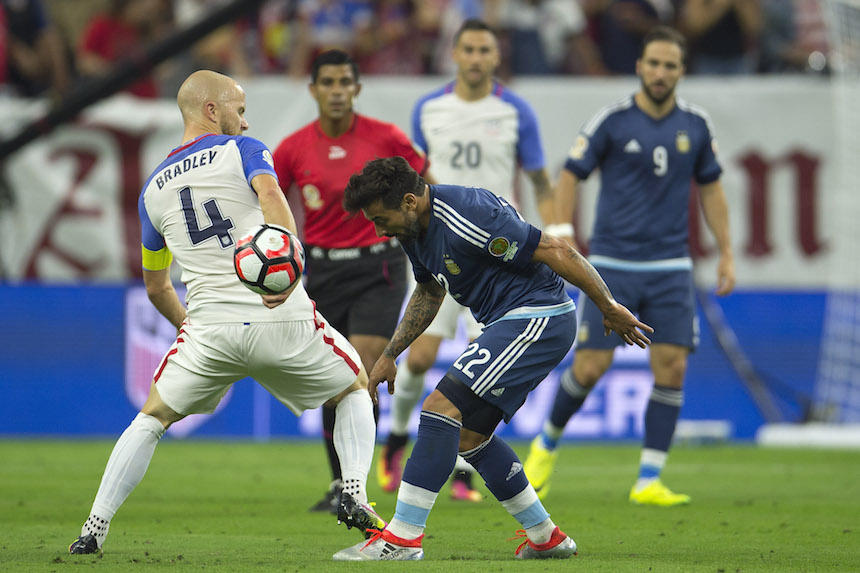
[387, 517, 426, 540]
[525, 517, 557, 545]
[390, 362, 425, 435]
[453, 455, 476, 473]
[84, 412, 165, 547]
[334, 389, 375, 504]
[635, 448, 668, 491]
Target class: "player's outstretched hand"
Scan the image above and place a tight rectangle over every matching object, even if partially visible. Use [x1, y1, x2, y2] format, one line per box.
[602, 301, 653, 348]
[367, 355, 398, 405]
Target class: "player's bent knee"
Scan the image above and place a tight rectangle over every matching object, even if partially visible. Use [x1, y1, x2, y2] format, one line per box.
[573, 351, 614, 387]
[328, 369, 370, 405]
[458, 429, 488, 452]
[422, 389, 462, 420]
[140, 383, 184, 428]
[406, 352, 434, 375]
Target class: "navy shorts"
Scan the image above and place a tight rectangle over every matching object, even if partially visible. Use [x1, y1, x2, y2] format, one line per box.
[443, 310, 577, 423]
[576, 266, 698, 350]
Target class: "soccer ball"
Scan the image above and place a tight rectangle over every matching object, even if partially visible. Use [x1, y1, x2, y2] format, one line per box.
[234, 224, 305, 295]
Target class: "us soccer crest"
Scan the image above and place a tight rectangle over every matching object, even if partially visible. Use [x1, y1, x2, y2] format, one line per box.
[676, 131, 690, 153]
[443, 255, 461, 275]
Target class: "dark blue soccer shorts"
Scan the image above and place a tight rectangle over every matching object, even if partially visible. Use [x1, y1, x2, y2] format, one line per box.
[575, 266, 698, 351]
[444, 310, 577, 423]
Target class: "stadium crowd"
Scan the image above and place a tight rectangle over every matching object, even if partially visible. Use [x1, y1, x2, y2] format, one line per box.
[0, 0, 831, 101]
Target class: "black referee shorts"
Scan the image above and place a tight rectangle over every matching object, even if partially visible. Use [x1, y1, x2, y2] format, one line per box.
[305, 241, 407, 339]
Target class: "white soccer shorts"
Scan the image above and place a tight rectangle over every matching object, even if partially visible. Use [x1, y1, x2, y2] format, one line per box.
[152, 311, 362, 416]
[423, 293, 483, 340]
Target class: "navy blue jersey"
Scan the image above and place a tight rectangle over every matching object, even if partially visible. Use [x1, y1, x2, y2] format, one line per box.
[402, 184, 572, 326]
[565, 95, 722, 262]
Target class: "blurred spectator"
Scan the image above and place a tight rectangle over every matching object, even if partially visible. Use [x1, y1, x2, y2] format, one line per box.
[77, 0, 162, 98]
[362, 0, 423, 75]
[0, 4, 7, 88]
[680, 0, 762, 75]
[586, 0, 675, 75]
[499, 0, 606, 75]
[287, 0, 374, 78]
[2, 0, 72, 98]
[174, 0, 252, 76]
[759, 0, 828, 74]
[411, 0, 447, 73]
[249, 0, 301, 74]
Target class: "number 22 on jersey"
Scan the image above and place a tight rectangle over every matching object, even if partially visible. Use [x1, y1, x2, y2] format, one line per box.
[453, 342, 491, 379]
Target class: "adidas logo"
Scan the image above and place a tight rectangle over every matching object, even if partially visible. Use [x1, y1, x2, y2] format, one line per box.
[329, 145, 347, 160]
[491, 387, 505, 397]
[506, 461, 523, 481]
[624, 139, 641, 153]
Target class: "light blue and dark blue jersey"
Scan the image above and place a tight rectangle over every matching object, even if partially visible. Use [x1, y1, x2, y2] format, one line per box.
[565, 95, 722, 263]
[402, 184, 572, 326]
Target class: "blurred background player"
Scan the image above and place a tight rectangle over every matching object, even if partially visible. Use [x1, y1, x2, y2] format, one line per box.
[376, 18, 559, 502]
[524, 26, 735, 506]
[334, 156, 651, 560]
[272, 49, 433, 514]
[69, 70, 381, 555]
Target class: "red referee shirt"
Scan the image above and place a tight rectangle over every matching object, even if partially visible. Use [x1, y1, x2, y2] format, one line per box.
[273, 114, 428, 249]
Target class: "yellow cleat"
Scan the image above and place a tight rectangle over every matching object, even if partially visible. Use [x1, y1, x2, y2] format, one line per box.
[523, 436, 558, 500]
[629, 480, 691, 507]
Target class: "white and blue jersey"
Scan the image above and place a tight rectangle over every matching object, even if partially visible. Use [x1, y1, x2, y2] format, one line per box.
[411, 81, 545, 204]
[138, 133, 314, 324]
[565, 95, 722, 268]
[402, 184, 571, 327]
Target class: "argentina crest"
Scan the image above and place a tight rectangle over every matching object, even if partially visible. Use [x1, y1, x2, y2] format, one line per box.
[675, 131, 690, 153]
[443, 254, 461, 275]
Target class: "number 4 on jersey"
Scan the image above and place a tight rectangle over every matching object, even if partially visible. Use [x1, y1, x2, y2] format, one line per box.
[178, 186, 235, 248]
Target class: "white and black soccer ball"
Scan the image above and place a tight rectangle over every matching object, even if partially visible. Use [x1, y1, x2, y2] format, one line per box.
[234, 224, 305, 295]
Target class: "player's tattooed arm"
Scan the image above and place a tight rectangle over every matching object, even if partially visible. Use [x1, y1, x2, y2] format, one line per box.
[525, 167, 556, 227]
[383, 280, 446, 359]
[532, 232, 653, 347]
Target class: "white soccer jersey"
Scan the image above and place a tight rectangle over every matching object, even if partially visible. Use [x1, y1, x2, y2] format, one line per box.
[139, 133, 314, 325]
[411, 81, 546, 203]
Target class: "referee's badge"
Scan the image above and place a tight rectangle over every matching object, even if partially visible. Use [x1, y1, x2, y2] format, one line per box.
[302, 184, 324, 210]
[676, 131, 690, 153]
[444, 255, 461, 275]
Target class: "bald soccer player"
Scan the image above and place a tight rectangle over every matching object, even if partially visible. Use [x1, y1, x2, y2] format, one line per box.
[68, 70, 384, 556]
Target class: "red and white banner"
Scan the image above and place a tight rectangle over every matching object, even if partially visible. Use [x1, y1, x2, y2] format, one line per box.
[0, 77, 843, 288]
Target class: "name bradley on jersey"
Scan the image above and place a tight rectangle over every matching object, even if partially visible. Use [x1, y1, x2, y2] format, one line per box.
[155, 149, 218, 189]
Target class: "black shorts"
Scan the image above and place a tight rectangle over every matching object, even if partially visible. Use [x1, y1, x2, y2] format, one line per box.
[305, 241, 407, 339]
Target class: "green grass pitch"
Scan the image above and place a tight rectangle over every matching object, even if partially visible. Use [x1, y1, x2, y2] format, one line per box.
[1, 440, 858, 572]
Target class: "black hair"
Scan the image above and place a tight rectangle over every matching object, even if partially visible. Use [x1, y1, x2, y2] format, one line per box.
[311, 49, 360, 84]
[641, 25, 688, 63]
[453, 18, 497, 46]
[343, 157, 426, 214]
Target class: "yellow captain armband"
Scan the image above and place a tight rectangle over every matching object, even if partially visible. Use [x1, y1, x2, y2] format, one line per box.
[141, 244, 173, 271]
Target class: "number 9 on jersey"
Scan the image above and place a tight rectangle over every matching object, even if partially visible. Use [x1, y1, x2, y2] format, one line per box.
[234, 224, 305, 295]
